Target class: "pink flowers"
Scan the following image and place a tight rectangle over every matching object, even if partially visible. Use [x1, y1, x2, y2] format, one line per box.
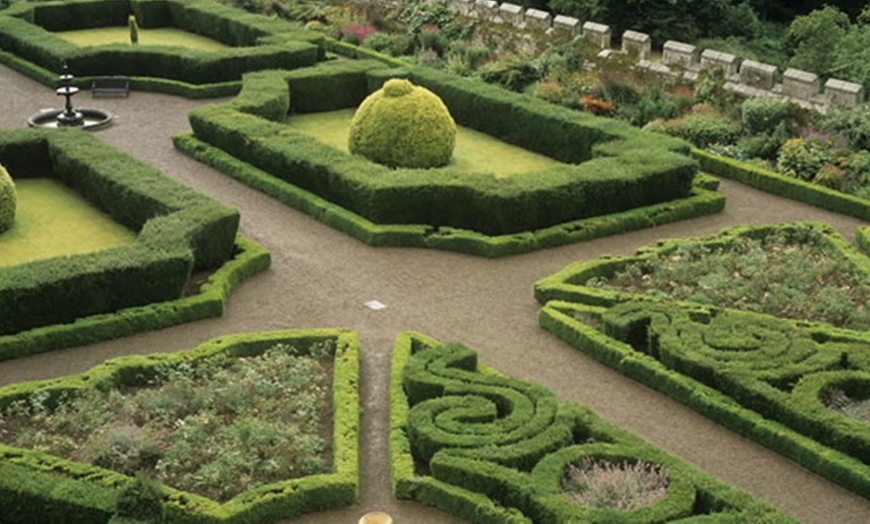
[340, 23, 376, 44]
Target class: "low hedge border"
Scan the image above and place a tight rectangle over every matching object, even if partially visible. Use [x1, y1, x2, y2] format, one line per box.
[390, 331, 797, 523]
[174, 131, 724, 257]
[534, 221, 870, 306]
[178, 60, 724, 255]
[0, 234, 269, 363]
[692, 148, 870, 221]
[187, 63, 703, 236]
[0, 128, 253, 344]
[538, 300, 870, 501]
[0, 329, 359, 523]
[0, 0, 322, 96]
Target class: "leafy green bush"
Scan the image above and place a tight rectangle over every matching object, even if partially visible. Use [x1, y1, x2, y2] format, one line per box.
[348, 78, 456, 168]
[671, 107, 741, 148]
[822, 105, 870, 152]
[777, 137, 831, 181]
[362, 31, 413, 57]
[0, 163, 15, 234]
[113, 475, 164, 523]
[741, 97, 788, 135]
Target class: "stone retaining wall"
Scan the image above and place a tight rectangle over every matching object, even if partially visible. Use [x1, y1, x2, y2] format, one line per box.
[447, 0, 867, 111]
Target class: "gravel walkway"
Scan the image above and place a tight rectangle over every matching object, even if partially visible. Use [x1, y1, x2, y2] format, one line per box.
[2, 63, 870, 523]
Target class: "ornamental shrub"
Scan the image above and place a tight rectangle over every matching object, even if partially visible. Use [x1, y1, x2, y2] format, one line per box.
[0, 163, 15, 234]
[741, 97, 787, 135]
[348, 78, 456, 169]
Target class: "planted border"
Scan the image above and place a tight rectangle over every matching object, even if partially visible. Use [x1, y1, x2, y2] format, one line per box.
[0, 0, 322, 97]
[692, 148, 870, 222]
[177, 61, 724, 256]
[0, 329, 359, 523]
[535, 222, 870, 500]
[0, 128, 268, 356]
[390, 331, 797, 523]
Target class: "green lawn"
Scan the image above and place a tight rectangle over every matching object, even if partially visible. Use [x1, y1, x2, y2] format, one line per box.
[56, 27, 228, 51]
[286, 109, 563, 176]
[0, 179, 136, 268]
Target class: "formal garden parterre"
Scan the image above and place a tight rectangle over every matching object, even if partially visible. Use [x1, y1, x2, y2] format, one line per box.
[536, 222, 870, 500]
[0, 128, 269, 361]
[2, 0, 870, 522]
[0, 329, 359, 523]
[389, 332, 798, 523]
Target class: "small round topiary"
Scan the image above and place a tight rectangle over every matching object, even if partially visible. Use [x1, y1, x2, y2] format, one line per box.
[348, 78, 456, 169]
[0, 163, 16, 234]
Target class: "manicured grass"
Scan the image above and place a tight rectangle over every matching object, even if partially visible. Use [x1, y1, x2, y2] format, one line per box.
[0, 178, 136, 268]
[286, 109, 563, 176]
[56, 27, 228, 51]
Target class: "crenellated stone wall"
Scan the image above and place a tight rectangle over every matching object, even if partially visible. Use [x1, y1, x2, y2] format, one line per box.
[446, 0, 866, 110]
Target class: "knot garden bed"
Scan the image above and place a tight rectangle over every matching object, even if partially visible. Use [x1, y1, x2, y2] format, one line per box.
[536, 221, 870, 501]
[0, 128, 269, 362]
[173, 60, 725, 257]
[389, 332, 797, 523]
[0, 0, 323, 98]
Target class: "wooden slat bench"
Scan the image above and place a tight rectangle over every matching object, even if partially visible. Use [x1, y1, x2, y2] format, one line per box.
[91, 76, 130, 98]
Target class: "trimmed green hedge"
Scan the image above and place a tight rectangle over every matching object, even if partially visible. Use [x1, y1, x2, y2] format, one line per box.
[390, 332, 797, 523]
[0, 329, 359, 524]
[0, 0, 321, 91]
[692, 148, 870, 221]
[535, 222, 870, 500]
[174, 130, 724, 257]
[0, 128, 242, 339]
[181, 60, 724, 252]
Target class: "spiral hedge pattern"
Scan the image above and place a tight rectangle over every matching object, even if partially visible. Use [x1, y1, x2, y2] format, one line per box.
[536, 222, 870, 501]
[391, 332, 797, 523]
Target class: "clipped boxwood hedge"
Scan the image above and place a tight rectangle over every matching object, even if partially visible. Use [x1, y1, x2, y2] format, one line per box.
[0, 0, 322, 96]
[692, 148, 870, 222]
[535, 222, 870, 500]
[0, 329, 359, 524]
[0, 128, 244, 342]
[390, 331, 797, 523]
[178, 60, 725, 255]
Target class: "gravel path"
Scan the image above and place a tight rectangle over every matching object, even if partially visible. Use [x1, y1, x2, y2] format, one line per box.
[2, 63, 870, 523]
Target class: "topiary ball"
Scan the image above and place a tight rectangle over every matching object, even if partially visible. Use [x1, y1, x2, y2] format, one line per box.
[348, 78, 456, 169]
[0, 163, 16, 234]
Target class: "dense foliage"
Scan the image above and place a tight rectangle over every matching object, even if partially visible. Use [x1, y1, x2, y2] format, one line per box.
[0, 163, 14, 234]
[348, 78, 456, 168]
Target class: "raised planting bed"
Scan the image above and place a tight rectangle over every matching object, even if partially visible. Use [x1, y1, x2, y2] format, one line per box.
[389, 331, 798, 523]
[0, 329, 359, 523]
[0, 0, 322, 98]
[175, 60, 725, 257]
[535, 222, 870, 500]
[0, 128, 269, 362]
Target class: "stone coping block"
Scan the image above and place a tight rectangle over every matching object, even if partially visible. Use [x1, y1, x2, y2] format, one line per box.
[782, 68, 820, 101]
[739, 59, 778, 90]
[473, 0, 498, 20]
[524, 8, 552, 31]
[638, 60, 675, 77]
[700, 49, 740, 76]
[621, 30, 650, 60]
[498, 2, 524, 25]
[825, 78, 865, 109]
[552, 14, 580, 35]
[663, 40, 697, 68]
[449, 0, 474, 16]
[582, 21, 611, 49]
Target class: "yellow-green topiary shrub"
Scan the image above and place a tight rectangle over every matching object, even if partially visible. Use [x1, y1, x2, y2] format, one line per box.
[0, 163, 15, 234]
[348, 78, 456, 169]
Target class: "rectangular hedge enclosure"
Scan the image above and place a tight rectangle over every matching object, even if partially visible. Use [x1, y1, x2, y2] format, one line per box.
[0, 0, 322, 94]
[0, 128, 269, 360]
[0, 329, 360, 524]
[178, 59, 724, 254]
